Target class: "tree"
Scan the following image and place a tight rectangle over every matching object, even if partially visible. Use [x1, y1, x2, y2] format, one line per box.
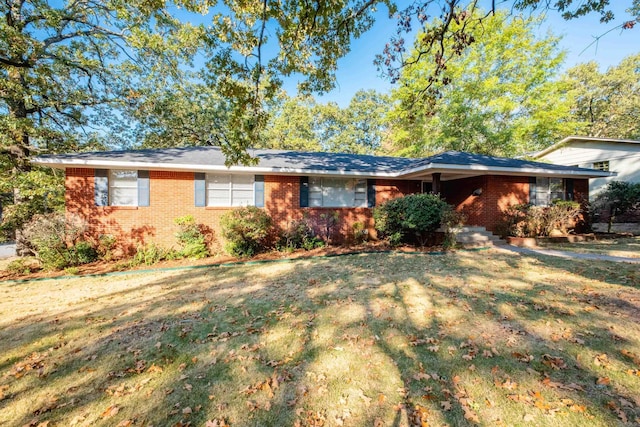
[564, 54, 640, 140]
[377, 0, 639, 105]
[0, 0, 205, 245]
[261, 90, 390, 154]
[389, 11, 581, 157]
[594, 181, 640, 232]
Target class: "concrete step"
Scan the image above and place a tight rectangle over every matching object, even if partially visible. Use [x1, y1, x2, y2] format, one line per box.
[445, 226, 506, 248]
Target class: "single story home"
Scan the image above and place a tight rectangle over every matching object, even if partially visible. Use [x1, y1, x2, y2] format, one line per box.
[33, 147, 611, 248]
[533, 136, 639, 198]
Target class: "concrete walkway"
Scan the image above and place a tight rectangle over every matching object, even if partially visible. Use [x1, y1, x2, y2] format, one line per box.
[495, 244, 640, 264]
[0, 242, 16, 259]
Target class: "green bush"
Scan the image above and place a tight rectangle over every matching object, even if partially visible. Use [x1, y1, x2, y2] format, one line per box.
[97, 234, 118, 261]
[374, 194, 451, 246]
[130, 243, 171, 266]
[278, 216, 325, 251]
[21, 212, 96, 269]
[220, 207, 273, 257]
[174, 215, 209, 259]
[5, 257, 37, 275]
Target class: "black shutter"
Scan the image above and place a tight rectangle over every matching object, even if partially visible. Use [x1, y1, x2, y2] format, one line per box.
[529, 176, 537, 206]
[255, 175, 265, 207]
[565, 178, 574, 201]
[300, 176, 309, 207]
[194, 173, 206, 207]
[138, 170, 150, 207]
[94, 169, 108, 206]
[367, 179, 376, 208]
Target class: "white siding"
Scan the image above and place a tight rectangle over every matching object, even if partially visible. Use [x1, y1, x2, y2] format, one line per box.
[537, 141, 640, 198]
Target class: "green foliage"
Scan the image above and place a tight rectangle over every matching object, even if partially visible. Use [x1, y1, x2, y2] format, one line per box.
[5, 257, 36, 275]
[351, 221, 369, 245]
[440, 209, 468, 250]
[593, 181, 640, 232]
[564, 54, 640, 140]
[390, 10, 580, 157]
[21, 212, 95, 270]
[174, 215, 210, 259]
[261, 90, 390, 154]
[0, 169, 64, 240]
[130, 243, 171, 267]
[277, 216, 325, 252]
[374, 194, 451, 246]
[97, 234, 118, 262]
[220, 207, 273, 257]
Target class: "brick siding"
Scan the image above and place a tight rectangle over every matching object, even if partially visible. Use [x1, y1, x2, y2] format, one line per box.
[65, 168, 590, 250]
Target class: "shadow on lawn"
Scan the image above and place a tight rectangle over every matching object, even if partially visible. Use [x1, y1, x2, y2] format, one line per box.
[1, 250, 639, 426]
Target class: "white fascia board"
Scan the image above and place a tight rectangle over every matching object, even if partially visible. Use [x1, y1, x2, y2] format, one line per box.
[33, 157, 614, 180]
[534, 135, 640, 158]
[397, 162, 615, 179]
[31, 158, 395, 178]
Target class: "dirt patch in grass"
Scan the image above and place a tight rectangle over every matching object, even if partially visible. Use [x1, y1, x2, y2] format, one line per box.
[0, 250, 639, 426]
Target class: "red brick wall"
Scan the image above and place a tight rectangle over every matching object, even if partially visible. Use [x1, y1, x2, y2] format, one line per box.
[65, 170, 423, 251]
[442, 175, 530, 231]
[65, 169, 590, 248]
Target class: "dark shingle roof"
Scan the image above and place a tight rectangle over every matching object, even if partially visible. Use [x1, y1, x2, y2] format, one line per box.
[33, 146, 610, 178]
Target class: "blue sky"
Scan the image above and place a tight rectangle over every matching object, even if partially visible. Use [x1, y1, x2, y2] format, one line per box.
[300, 2, 639, 106]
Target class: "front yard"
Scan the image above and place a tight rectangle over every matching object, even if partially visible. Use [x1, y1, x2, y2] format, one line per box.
[537, 236, 640, 259]
[1, 249, 639, 426]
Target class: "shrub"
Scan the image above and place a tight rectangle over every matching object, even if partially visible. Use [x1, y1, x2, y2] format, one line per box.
[5, 257, 38, 275]
[499, 201, 582, 237]
[71, 241, 98, 264]
[592, 181, 640, 232]
[278, 216, 325, 251]
[545, 201, 581, 235]
[220, 207, 273, 257]
[374, 194, 451, 246]
[130, 243, 170, 266]
[174, 215, 209, 259]
[97, 234, 118, 261]
[351, 221, 368, 244]
[441, 209, 467, 249]
[317, 211, 340, 243]
[21, 212, 95, 269]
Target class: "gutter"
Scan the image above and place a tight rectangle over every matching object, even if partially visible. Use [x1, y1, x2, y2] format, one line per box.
[32, 158, 613, 180]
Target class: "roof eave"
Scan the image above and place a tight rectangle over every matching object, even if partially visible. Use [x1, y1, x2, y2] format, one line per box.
[31, 158, 398, 178]
[397, 162, 614, 179]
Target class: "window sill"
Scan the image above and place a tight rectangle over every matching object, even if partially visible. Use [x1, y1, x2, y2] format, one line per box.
[99, 205, 139, 210]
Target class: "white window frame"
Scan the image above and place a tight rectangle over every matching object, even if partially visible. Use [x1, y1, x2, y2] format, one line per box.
[109, 169, 138, 206]
[205, 174, 255, 207]
[535, 177, 565, 207]
[309, 177, 367, 208]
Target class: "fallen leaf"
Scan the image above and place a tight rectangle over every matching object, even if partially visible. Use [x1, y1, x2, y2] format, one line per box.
[182, 407, 192, 415]
[596, 377, 610, 386]
[440, 400, 452, 411]
[523, 414, 535, 422]
[101, 404, 119, 419]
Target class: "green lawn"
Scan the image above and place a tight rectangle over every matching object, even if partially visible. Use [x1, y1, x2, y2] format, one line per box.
[1, 249, 639, 426]
[538, 236, 640, 258]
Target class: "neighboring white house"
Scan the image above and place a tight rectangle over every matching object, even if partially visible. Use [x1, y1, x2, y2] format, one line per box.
[533, 136, 640, 198]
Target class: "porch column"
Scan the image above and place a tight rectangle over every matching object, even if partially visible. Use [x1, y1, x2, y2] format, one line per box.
[432, 173, 441, 194]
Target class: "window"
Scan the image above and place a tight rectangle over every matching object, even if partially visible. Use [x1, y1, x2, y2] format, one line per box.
[206, 174, 255, 207]
[110, 170, 138, 206]
[308, 177, 367, 207]
[534, 177, 565, 206]
[592, 161, 609, 171]
[95, 169, 149, 207]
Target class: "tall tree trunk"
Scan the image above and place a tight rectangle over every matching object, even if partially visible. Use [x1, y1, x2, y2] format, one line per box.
[7, 68, 33, 255]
